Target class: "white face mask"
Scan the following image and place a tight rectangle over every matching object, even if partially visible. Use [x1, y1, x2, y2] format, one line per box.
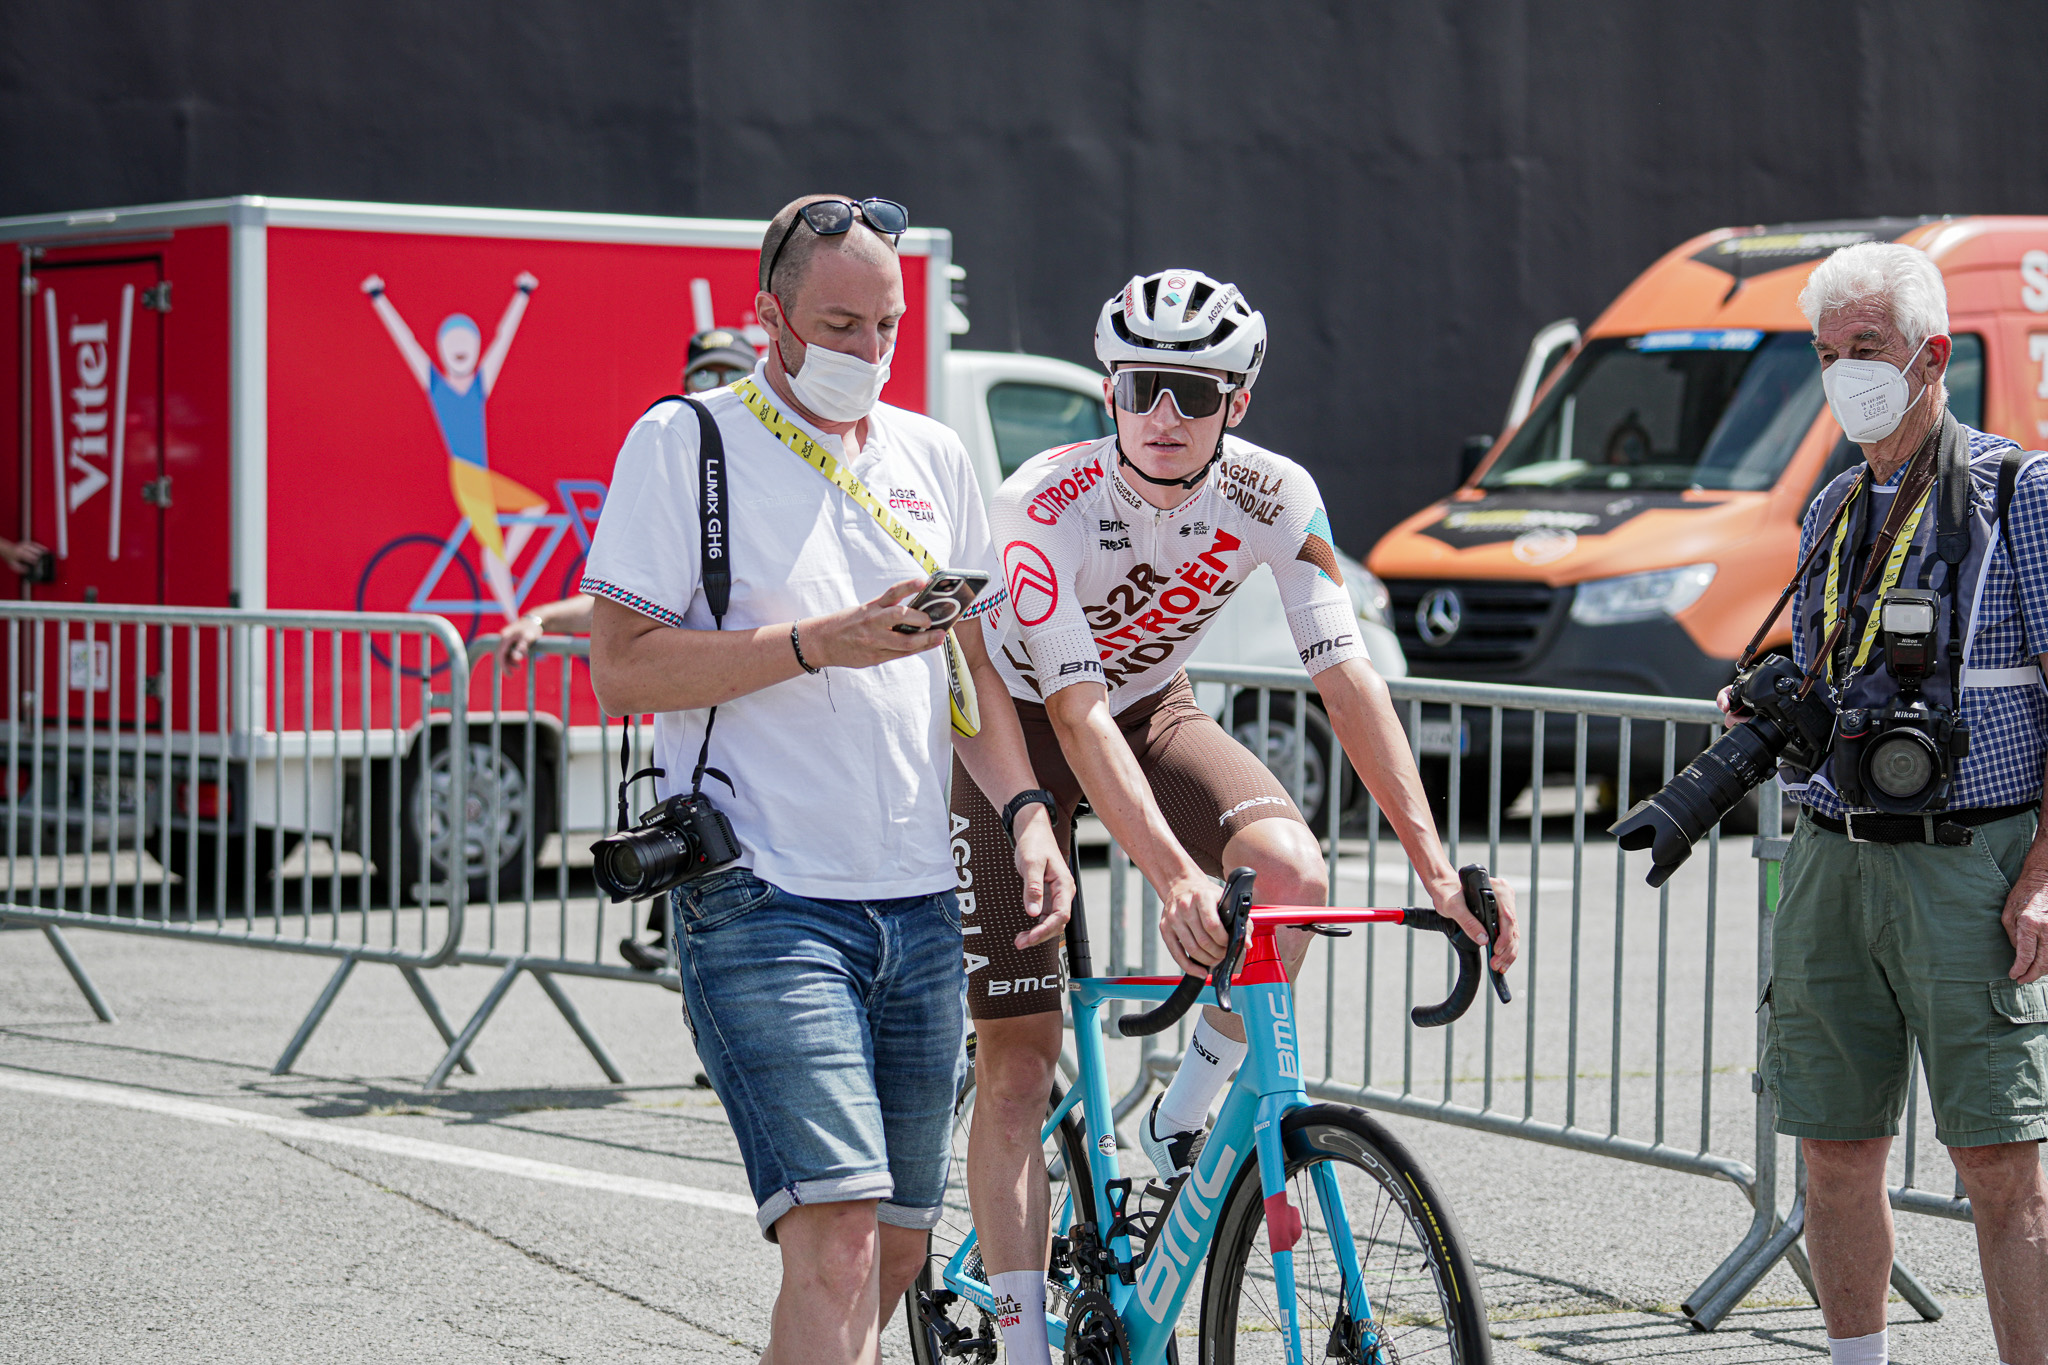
[1821, 336, 1933, 444]
[779, 326, 892, 422]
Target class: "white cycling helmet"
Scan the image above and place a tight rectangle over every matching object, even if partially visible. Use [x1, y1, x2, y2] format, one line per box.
[1094, 268, 1267, 388]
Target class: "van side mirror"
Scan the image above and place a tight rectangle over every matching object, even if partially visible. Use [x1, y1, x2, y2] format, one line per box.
[1459, 435, 1494, 486]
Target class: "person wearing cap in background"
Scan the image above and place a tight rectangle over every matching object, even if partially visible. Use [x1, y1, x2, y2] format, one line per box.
[497, 329, 768, 974]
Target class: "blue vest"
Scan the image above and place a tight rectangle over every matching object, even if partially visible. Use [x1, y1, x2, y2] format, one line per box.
[1788, 413, 2000, 802]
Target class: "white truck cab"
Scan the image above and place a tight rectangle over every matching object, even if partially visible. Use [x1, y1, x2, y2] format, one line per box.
[941, 348, 1407, 827]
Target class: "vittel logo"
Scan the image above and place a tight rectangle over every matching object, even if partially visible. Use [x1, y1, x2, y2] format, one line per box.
[42, 282, 137, 561]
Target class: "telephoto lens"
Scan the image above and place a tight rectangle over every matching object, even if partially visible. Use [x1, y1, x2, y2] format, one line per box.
[1610, 656, 1832, 887]
[1611, 717, 1787, 887]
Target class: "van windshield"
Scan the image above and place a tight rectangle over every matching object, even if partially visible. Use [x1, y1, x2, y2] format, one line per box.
[1479, 330, 1824, 492]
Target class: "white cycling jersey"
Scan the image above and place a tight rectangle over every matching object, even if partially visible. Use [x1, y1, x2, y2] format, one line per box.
[973, 433, 1367, 712]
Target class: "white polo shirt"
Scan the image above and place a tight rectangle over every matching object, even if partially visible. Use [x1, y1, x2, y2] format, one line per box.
[581, 365, 996, 901]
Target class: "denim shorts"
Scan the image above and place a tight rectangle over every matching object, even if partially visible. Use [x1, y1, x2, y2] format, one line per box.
[672, 868, 967, 1240]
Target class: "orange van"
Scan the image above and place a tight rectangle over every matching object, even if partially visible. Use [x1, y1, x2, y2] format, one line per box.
[1367, 215, 2048, 809]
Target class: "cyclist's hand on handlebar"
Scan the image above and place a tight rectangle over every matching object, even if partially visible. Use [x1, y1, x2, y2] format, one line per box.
[800, 578, 946, 671]
[1160, 874, 1228, 976]
[1430, 873, 1520, 974]
[1009, 806, 1075, 950]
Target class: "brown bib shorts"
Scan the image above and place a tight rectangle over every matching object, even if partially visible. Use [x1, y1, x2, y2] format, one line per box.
[953, 671, 1307, 1019]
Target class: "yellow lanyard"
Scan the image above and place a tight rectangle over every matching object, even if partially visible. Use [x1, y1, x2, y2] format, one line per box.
[733, 379, 940, 575]
[730, 379, 979, 736]
[1821, 478, 1931, 681]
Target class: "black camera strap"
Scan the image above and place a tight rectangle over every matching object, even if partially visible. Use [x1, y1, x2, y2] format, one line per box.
[684, 395, 734, 799]
[608, 395, 734, 833]
[1928, 411, 1968, 702]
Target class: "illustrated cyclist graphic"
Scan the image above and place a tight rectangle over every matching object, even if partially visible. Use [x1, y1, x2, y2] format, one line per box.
[361, 270, 545, 620]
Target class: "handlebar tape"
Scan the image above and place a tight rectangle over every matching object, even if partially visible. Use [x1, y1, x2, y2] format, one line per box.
[1405, 865, 1513, 1028]
[1115, 970, 1207, 1038]
[1402, 908, 1483, 1028]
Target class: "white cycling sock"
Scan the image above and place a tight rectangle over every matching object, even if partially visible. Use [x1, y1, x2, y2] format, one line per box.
[988, 1270, 1049, 1365]
[1824, 1328, 1886, 1364]
[1155, 1017, 1248, 1135]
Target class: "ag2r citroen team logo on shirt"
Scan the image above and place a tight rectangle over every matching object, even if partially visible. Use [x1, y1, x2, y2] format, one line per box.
[1005, 541, 1059, 626]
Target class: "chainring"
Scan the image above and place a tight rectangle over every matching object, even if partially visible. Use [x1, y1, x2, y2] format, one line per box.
[1062, 1288, 1131, 1365]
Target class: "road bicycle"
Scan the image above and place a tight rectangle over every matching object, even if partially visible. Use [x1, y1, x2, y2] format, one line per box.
[906, 864, 1510, 1363]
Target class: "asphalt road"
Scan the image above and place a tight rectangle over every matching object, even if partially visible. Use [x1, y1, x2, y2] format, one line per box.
[0, 834, 2018, 1362]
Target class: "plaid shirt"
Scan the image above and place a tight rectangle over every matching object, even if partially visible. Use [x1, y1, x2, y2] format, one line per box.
[1790, 423, 2048, 815]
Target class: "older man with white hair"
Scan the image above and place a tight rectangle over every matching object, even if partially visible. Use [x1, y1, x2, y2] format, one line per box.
[1723, 241, 2048, 1364]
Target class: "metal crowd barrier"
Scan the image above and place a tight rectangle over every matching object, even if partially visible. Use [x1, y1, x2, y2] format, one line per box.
[14, 609, 1975, 1323]
[0, 602, 472, 1077]
[415, 633, 664, 1089]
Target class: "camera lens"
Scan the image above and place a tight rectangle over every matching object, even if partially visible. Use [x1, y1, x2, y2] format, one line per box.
[613, 843, 645, 884]
[1864, 728, 1940, 809]
[1612, 713, 1788, 887]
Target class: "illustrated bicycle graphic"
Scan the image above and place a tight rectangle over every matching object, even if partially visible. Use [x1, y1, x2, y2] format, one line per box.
[356, 478, 607, 675]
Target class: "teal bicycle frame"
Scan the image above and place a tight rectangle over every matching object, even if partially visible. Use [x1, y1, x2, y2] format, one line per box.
[940, 901, 1420, 1362]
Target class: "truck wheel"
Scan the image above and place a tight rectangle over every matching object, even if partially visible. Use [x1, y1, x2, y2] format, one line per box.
[374, 727, 555, 905]
[1230, 693, 1342, 833]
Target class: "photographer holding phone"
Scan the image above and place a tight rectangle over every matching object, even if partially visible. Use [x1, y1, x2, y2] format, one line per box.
[583, 194, 1073, 1365]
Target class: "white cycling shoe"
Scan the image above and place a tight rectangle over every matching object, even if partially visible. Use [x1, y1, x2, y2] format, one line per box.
[1140, 1096, 1207, 1186]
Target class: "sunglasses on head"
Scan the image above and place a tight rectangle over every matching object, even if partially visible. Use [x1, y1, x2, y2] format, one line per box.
[1110, 366, 1241, 420]
[763, 198, 911, 293]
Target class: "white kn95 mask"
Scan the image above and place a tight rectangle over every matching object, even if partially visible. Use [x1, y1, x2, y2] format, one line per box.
[1821, 336, 1934, 445]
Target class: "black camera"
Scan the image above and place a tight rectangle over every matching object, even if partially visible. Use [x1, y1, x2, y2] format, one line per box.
[1611, 654, 1835, 887]
[1830, 589, 1967, 814]
[590, 791, 742, 903]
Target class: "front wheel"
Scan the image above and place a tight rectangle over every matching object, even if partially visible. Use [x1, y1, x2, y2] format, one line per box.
[1199, 1104, 1490, 1363]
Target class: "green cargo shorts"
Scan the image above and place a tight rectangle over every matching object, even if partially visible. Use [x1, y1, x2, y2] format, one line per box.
[1764, 807, 2048, 1147]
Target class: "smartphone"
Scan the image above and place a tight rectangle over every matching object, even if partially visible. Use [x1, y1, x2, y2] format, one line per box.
[893, 569, 991, 633]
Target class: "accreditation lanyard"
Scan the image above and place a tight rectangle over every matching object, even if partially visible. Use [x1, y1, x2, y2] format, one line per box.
[1822, 475, 1931, 682]
[731, 379, 981, 737]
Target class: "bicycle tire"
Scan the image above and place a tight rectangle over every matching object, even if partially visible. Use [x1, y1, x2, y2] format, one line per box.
[1198, 1103, 1490, 1364]
[905, 1042, 1098, 1364]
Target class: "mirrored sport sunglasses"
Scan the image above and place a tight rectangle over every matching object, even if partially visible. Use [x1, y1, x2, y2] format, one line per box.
[764, 197, 910, 292]
[1110, 366, 1240, 419]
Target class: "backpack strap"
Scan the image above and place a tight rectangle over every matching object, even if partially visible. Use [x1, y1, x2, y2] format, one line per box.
[1935, 411, 1970, 566]
[1997, 444, 2032, 562]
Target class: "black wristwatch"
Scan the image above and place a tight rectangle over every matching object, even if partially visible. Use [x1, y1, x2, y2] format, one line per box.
[1001, 788, 1058, 847]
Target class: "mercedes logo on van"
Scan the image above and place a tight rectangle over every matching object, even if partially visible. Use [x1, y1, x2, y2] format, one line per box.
[1416, 587, 1463, 646]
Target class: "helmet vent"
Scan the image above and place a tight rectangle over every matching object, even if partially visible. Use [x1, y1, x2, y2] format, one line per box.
[1183, 282, 1213, 322]
[1142, 277, 1162, 317]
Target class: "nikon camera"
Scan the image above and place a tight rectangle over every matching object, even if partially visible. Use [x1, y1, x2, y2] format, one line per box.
[590, 791, 742, 903]
[1831, 588, 1967, 814]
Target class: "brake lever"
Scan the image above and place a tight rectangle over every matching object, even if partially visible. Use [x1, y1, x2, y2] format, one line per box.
[1208, 868, 1257, 1015]
[1460, 864, 1513, 1006]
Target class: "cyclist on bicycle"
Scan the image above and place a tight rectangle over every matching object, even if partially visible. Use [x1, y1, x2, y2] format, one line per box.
[953, 268, 1519, 1364]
